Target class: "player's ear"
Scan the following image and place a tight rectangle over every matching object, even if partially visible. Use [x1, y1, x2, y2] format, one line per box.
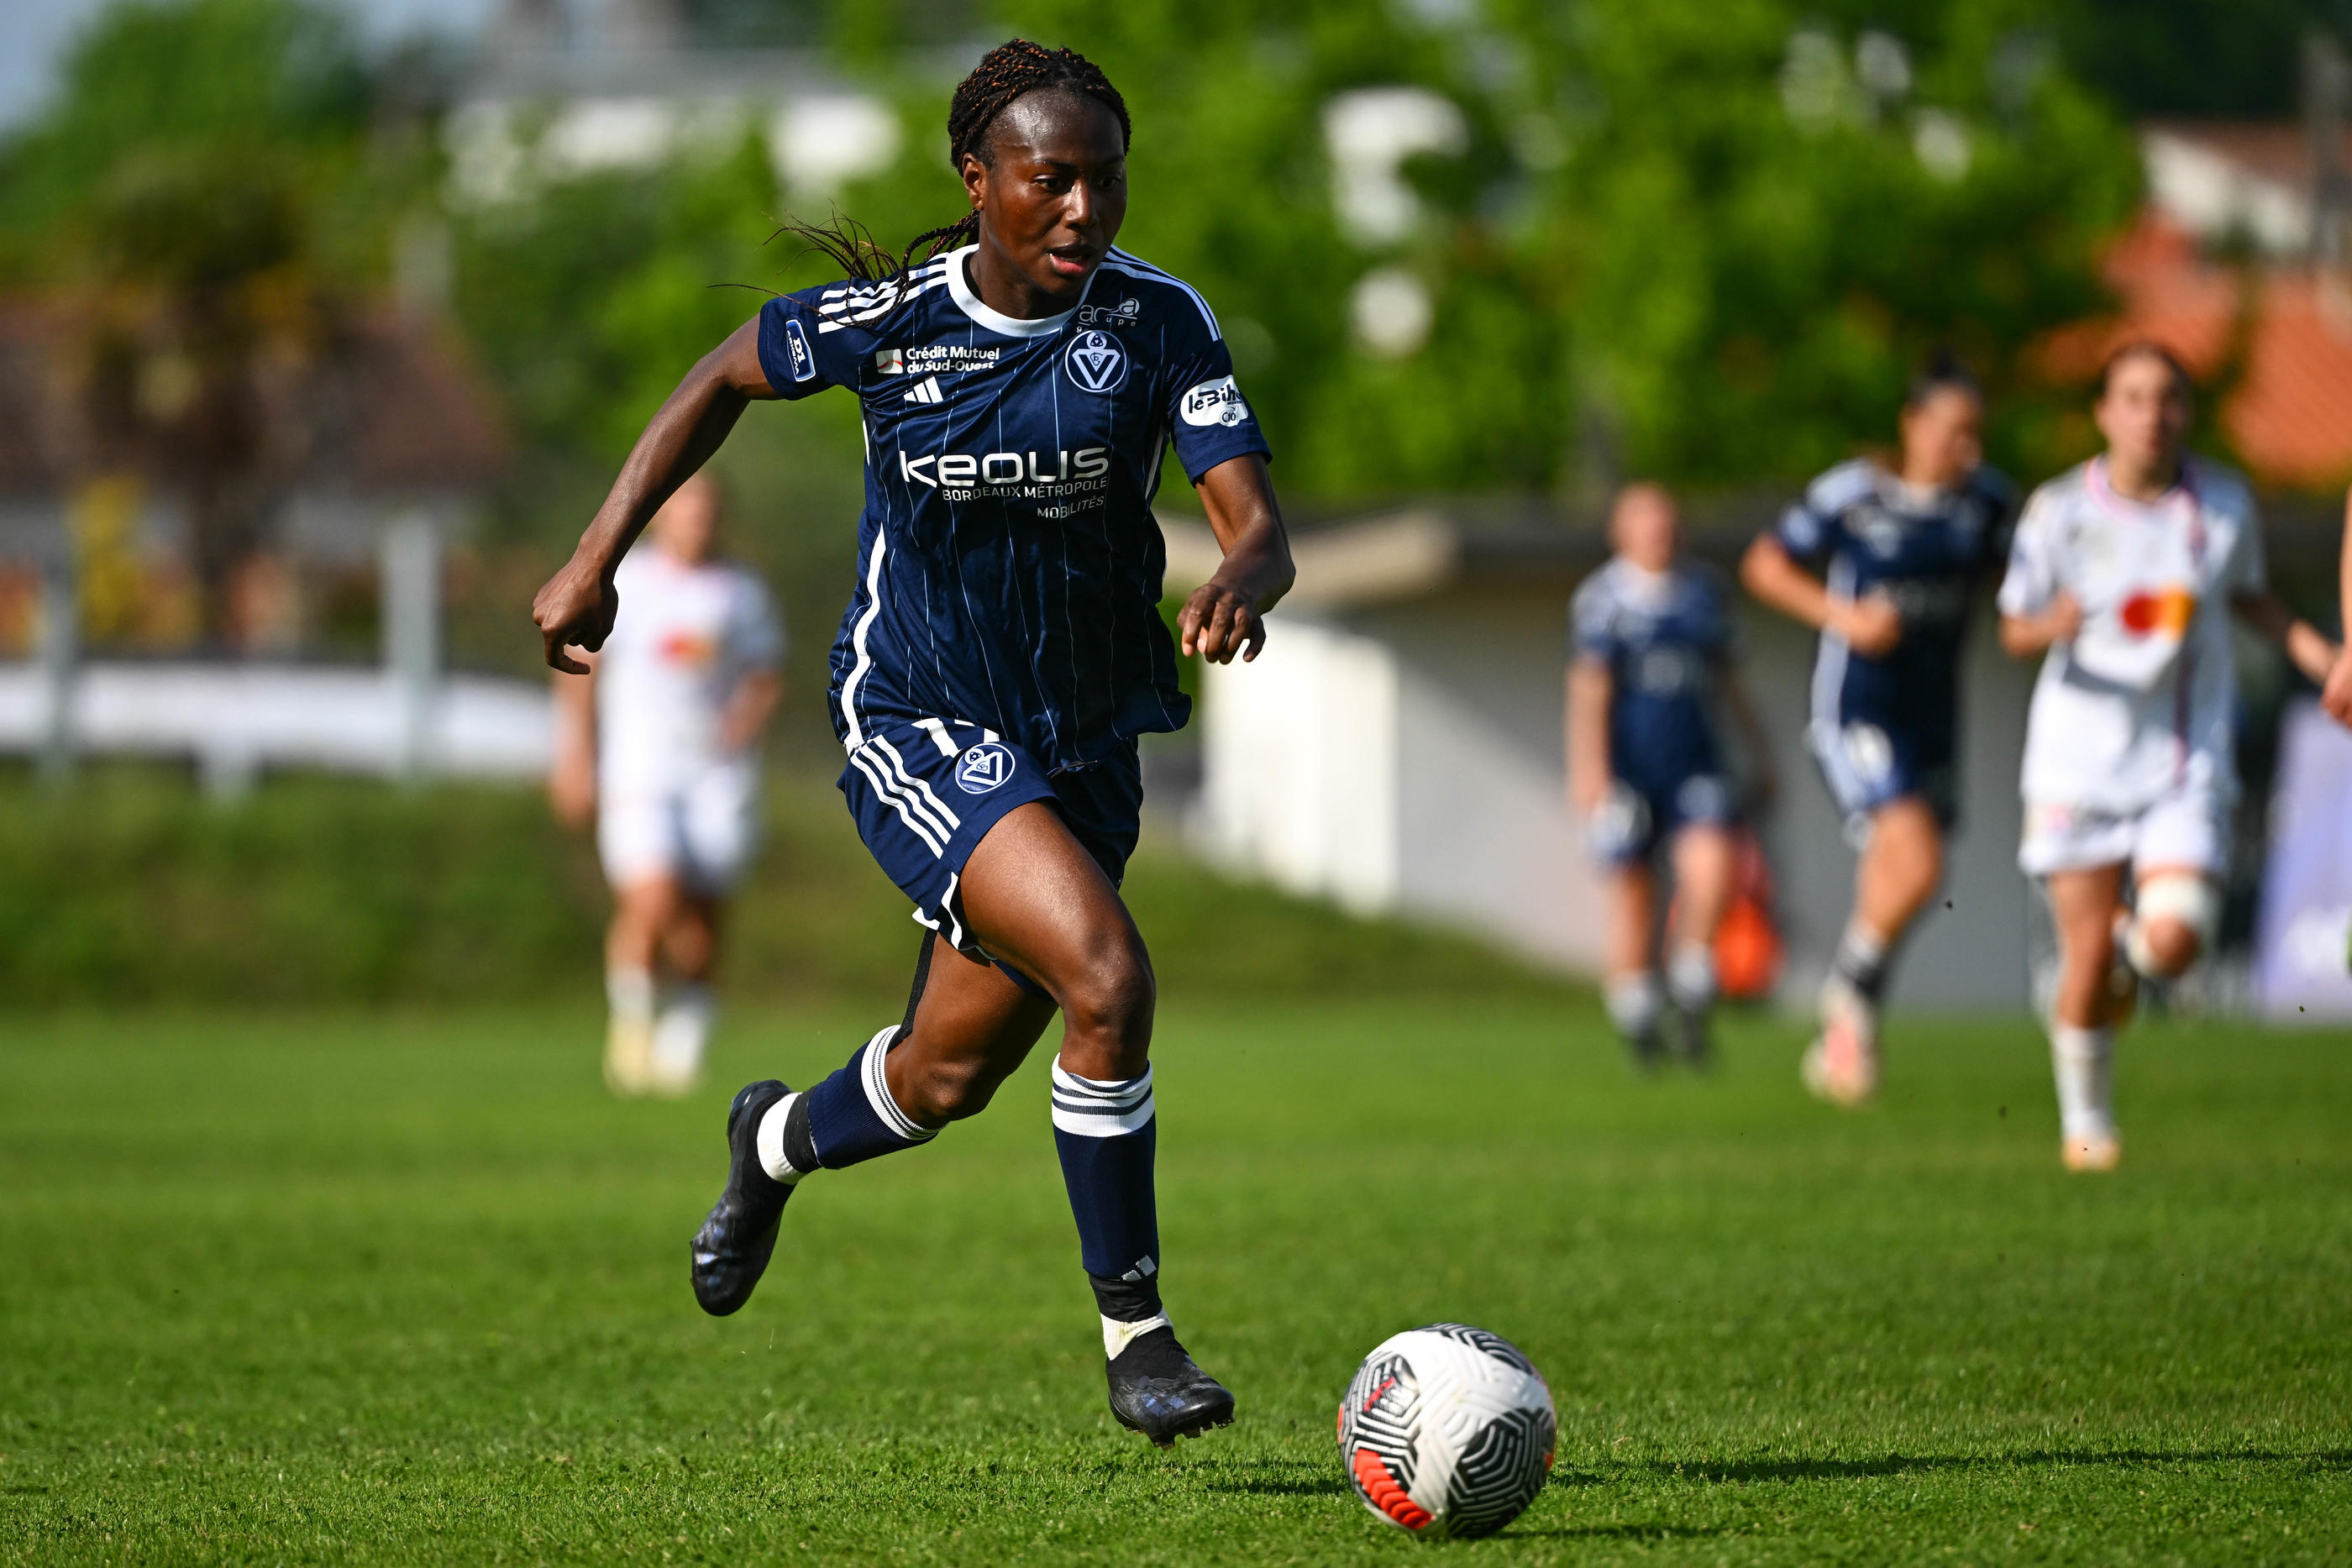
[959, 152, 989, 211]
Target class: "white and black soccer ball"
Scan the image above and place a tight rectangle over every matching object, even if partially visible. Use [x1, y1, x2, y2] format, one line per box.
[1336, 1324, 1556, 1539]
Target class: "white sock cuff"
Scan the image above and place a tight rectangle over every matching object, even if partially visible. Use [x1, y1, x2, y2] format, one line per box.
[606, 967, 655, 1021]
[1836, 920, 1889, 966]
[1051, 1062, 1156, 1137]
[1604, 972, 1662, 1032]
[755, 1092, 809, 1184]
[859, 1025, 935, 1144]
[1102, 1313, 1171, 1359]
[1667, 944, 1716, 998]
[2050, 1022, 2111, 1064]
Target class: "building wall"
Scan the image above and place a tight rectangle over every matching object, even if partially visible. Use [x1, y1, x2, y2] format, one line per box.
[1198, 581, 2041, 1011]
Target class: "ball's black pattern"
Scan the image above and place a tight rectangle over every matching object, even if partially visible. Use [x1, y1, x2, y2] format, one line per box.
[1419, 1321, 1541, 1377]
[1440, 1404, 1558, 1539]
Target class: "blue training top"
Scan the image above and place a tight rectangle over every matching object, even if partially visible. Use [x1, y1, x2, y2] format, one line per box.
[754, 244, 1272, 772]
[1569, 558, 1735, 794]
[1772, 459, 2013, 731]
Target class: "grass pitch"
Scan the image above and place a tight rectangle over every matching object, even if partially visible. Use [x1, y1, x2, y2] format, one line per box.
[3, 999, 2348, 1565]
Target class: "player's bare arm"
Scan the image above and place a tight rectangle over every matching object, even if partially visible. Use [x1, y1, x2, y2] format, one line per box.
[532, 323, 774, 672]
[1998, 590, 2083, 658]
[2325, 485, 2352, 725]
[1740, 532, 1903, 656]
[719, 667, 785, 752]
[1181, 453, 1293, 664]
[1565, 656, 1612, 816]
[2230, 590, 2339, 684]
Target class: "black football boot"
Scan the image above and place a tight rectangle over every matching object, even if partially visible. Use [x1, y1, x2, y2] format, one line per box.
[690, 1079, 795, 1316]
[1106, 1326, 1236, 1448]
[1672, 1004, 1713, 1070]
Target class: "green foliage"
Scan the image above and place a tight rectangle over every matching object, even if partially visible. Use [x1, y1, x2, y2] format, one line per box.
[0, 767, 1567, 1009]
[0, 0, 391, 286]
[4, 1004, 2351, 1562]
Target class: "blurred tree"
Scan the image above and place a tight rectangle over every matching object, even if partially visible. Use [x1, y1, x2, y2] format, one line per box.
[993, 0, 2137, 495]
[0, 0, 438, 643]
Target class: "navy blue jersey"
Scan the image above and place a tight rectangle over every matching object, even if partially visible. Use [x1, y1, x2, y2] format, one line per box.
[754, 245, 1271, 771]
[1570, 558, 1735, 791]
[1774, 459, 2013, 732]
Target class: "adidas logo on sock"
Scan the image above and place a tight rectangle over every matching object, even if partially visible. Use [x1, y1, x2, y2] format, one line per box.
[902, 375, 942, 405]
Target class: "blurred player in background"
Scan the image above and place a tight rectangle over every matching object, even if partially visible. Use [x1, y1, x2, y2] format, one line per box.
[1571, 484, 1773, 1069]
[1998, 343, 2337, 1172]
[549, 474, 785, 1098]
[1741, 356, 2013, 1105]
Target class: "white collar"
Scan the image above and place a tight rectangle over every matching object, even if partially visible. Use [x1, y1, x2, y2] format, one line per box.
[942, 244, 1095, 338]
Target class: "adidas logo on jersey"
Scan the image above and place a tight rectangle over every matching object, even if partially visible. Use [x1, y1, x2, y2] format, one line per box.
[902, 376, 943, 405]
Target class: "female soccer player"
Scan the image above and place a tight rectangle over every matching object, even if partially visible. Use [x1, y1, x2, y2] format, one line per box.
[531, 41, 1292, 1446]
[549, 474, 784, 1098]
[1998, 343, 2335, 1171]
[1740, 358, 2013, 1104]
[1569, 484, 1772, 1068]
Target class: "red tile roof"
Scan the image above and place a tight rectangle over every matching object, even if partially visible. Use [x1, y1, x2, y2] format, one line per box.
[2042, 212, 2352, 490]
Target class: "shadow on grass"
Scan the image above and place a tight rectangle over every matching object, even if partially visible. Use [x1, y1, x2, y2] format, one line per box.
[1614, 1448, 2352, 1485]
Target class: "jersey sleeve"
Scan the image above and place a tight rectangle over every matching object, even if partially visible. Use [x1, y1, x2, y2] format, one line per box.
[1568, 574, 1617, 661]
[1773, 462, 1867, 564]
[755, 284, 865, 401]
[1996, 486, 2062, 618]
[1162, 319, 1272, 485]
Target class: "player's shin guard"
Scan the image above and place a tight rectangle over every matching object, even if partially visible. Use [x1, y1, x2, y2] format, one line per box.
[800, 1025, 938, 1169]
[1050, 1064, 1164, 1345]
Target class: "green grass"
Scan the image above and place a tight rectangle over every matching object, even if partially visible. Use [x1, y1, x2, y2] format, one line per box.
[3, 1001, 2348, 1565]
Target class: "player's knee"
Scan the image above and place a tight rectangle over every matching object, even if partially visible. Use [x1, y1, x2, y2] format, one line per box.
[2128, 876, 2217, 979]
[2134, 918, 2200, 977]
[1059, 928, 1156, 1051]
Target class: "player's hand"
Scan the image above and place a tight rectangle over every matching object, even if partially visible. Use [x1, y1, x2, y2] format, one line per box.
[1179, 581, 1265, 664]
[1836, 595, 1903, 657]
[2323, 647, 2352, 727]
[1569, 769, 1608, 819]
[2040, 591, 2085, 648]
[533, 554, 619, 674]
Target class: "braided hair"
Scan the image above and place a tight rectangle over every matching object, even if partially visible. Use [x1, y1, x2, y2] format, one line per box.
[778, 39, 1131, 286]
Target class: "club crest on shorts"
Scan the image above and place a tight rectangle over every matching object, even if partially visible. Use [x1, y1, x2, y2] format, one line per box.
[1063, 330, 1128, 395]
[956, 742, 1017, 794]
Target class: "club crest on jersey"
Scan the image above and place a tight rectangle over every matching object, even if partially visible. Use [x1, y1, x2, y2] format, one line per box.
[1063, 330, 1129, 395]
[1855, 506, 1906, 558]
[1179, 375, 1250, 427]
[956, 742, 1018, 794]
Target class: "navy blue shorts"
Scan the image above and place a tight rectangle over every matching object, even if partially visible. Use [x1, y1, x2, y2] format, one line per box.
[1584, 768, 1736, 866]
[1806, 709, 1957, 838]
[838, 716, 1142, 981]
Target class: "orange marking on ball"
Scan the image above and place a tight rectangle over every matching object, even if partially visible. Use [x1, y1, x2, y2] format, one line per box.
[1352, 1449, 1432, 1530]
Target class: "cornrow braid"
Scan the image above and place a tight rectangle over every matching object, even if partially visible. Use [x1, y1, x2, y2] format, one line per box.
[772, 39, 1130, 291]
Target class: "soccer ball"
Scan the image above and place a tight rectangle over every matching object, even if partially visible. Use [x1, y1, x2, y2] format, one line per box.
[1336, 1323, 1557, 1539]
